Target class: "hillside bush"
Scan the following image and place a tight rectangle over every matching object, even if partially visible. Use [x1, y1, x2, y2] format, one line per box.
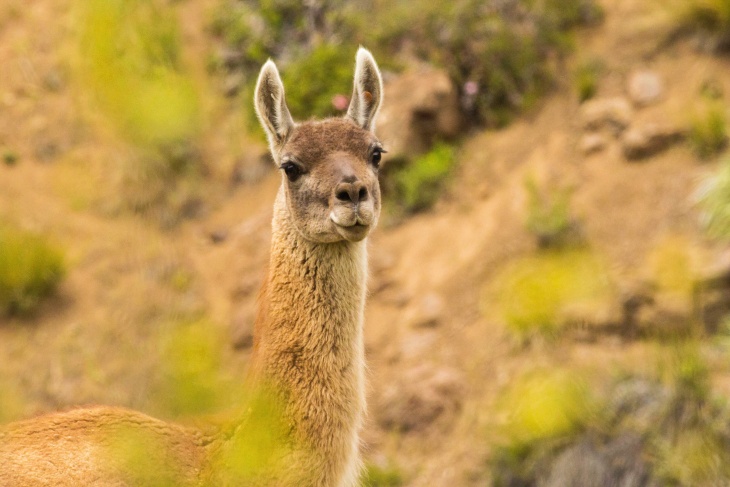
[390, 143, 456, 214]
[573, 59, 603, 102]
[488, 249, 613, 340]
[688, 100, 728, 159]
[697, 156, 730, 239]
[0, 225, 65, 315]
[524, 176, 581, 249]
[210, 0, 602, 127]
[673, 0, 730, 51]
[363, 462, 404, 487]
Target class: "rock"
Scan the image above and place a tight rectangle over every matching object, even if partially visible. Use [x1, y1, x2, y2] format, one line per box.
[580, 97, 633, 133]
[377, 365, 465, 433]
[540, 434, 651, 487]
[376, 66, 463, 159]
[621, 123, 685, 160]
[231, 306, 255, 349]
[627, 70, 664, 107]
[406, 292, 446, 328]
[579, 132, 607, 155]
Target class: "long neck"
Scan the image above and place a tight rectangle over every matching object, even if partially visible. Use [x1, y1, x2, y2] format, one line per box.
[252, 190, 367, 486]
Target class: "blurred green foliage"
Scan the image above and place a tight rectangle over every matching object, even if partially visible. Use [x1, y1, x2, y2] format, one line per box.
[78, 0, 201, 147]
[1, 148, 18, 166]
[648, 236, 698, 297]
[0, 224, 65, 316]
[104, 426, 185, 486]
[389, 143, 456, 214]
[573, 59, 602, 102]
[689, 99, 728, 159]
[281, 44, 355, 120]
[372, 0, 602, 126]
[211, 0, 602, 127]
[524, 176, 579, 249]
[697, 156, 730, 239]
[673, 0, 730, 50]
[151, 321, 290, 483]
[363, 462, 404, 487]
[496, 370, 594, 458]
[490, 249, 613, 339]
[157, 320, 229, 417]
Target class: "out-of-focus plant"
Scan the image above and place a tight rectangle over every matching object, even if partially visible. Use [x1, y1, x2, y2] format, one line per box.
[157, 320, 229, 417]
[496, 370, 594, 457]
[103, 426, 185, 486]
[688, 99, 728, 159]
[210, 0, 602, 128]
[372, 0, 602, 126]
[389, 142, 456, 215]
[524, 176, 581, 249]
[697, 156, 730, 239]
[0, 379, 25, 424]
[671, 0, 730, 51]
[76, 0, 205, 226]
[648, 236, 698, 298]
[281, 44, 356, 120]
[363, 462, 404, 487]
[489, 249, 613, 339]
[573, 59, 602, 102]
[0, 224, 65, 316]
[2, 148, 18, 166]
[139, 319, 291, 483]
[77, 0, 201, 147]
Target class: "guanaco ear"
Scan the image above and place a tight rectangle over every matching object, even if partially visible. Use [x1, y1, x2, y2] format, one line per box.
[346, 47, 383, 132]
[254, 60, 295, 152]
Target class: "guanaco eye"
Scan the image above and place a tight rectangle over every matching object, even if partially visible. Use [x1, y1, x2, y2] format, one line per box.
[281, 162, 302, 182]
[371, 148, 385, 168]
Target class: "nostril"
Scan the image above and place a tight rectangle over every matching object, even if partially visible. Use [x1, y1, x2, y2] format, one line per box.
[358, 187, 367, 201]
[336, 190, 351, 202]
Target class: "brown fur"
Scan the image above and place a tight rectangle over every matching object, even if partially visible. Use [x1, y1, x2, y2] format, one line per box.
[0, 48, 384, 487]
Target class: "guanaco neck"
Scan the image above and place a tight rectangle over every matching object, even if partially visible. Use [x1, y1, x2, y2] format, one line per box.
[251, 188, 367, 485]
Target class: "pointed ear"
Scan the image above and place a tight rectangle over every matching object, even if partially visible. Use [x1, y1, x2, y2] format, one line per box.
[254, 60, 295, 153]
[346, 47, 383, 132]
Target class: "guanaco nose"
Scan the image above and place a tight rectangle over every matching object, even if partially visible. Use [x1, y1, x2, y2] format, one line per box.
[335, 180, 368, 205]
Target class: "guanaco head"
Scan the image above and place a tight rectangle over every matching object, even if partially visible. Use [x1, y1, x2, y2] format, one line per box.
[254, 47, 384, 243]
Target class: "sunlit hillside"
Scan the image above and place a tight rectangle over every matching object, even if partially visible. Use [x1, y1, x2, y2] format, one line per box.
[3, 0, 730, 485]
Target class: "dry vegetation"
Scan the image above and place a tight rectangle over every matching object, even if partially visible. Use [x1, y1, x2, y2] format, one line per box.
[3, 0, 730, 485]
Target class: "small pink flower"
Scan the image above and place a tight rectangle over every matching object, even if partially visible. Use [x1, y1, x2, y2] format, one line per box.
[332, 94, 349, 111]
[464, 81, 479, 96]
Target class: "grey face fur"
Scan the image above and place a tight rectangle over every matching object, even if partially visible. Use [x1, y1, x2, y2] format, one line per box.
[254, 48, 384, 243]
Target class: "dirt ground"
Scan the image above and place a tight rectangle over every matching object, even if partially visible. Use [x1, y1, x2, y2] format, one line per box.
[1, 1, 730, 485]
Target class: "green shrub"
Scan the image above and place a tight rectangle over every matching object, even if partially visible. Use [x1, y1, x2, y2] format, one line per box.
[2, 149, 18, 166]
[497, 370, 594, 454]
[372, 0, 602, 126]
[672, 0, 730, 50]
[211, 0, 602, 128]
[363, 463, 404, 487]
[78, 0, 200, 147]
[281, 44, 355, 120]
[689, 100, 728, 159]
[697, 156, 730, 239]
[390, 143, 456, 214]
[488, 249, 613, 339]
[0, 225, 65, 315]
[524, 176, 579, 249]
[573, 59, 602, 102]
